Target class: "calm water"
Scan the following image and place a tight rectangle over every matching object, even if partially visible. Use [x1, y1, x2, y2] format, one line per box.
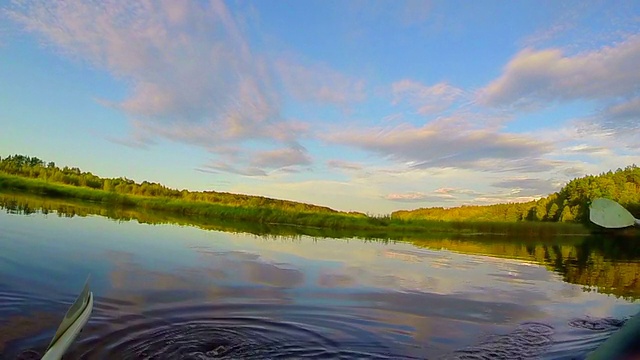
[1, 199, 639, 359]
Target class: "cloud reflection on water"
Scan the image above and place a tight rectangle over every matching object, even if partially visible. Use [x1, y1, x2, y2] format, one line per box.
[2, 210, 639, 358]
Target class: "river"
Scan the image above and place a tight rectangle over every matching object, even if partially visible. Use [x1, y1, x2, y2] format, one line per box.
[0, 195, 639, 359]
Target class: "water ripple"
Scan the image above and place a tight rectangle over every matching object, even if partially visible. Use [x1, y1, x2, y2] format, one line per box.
[441, 322, 554, 360]
[64, 302, 413, 359]
[568, 316, 629, 331]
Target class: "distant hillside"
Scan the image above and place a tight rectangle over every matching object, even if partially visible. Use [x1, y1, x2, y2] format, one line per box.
[0, 154, 346, 215]
[392, 165, 640, 223]
[2, 154, 637, 227]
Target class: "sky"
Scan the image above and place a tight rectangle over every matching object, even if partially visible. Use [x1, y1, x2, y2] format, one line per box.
[1, 0, 639, 214]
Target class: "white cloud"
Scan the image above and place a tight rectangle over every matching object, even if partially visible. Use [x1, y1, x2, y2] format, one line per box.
[531, 120, 640, 176]
[198, 146, 312, 177]
[470, 195, 539, 205]
[385, 192, 455, 203]
[250, 147, 312, 169]
[434, 187, 478, 195]
[521, 1, 640, 50]
[198, 162, 267, 177]
[479, 35, 640, 108]
[325, 115, 554, 172]
[326, 159, 364, 171]
[599, 96, 640, 133]
[5, 0, 311, 171]
[384, 184, 546, 205]
[491, 177, 560, 197]
[605, 97, 640, 121]
[562, 144, 610, 155]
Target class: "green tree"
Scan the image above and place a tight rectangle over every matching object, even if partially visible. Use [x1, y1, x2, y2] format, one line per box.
[559, 206, 574, 222]
[547, 203, 559, 221]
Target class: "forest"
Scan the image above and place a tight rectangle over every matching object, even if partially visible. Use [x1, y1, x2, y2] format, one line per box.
[392, 165, 640, 223]
[0, 155, 345, 214]
[0, 154, 638, 231]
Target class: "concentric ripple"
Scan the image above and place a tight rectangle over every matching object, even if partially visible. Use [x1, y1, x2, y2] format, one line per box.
[568, 316, 629, 331]
[63, 301, 414, 359]
[441, 322, 555, 360]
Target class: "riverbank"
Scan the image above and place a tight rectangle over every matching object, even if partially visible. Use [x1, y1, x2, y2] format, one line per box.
[0, 172, 590, 237]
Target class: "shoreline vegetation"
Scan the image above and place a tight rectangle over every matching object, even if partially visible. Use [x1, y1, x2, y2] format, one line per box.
[0, 175, 586, 237]
[393, 164, 640, 224]
[0, 191, 587, 241]
[1, 154, 638, 236]
[3, 192, 640, 300]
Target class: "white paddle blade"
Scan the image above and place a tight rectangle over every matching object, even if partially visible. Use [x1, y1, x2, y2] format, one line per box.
[589, 198, 636, 229]
[46, 276, 91, 351]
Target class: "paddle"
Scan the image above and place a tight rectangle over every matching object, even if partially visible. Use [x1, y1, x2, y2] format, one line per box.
[585, 199, 639, 359]
[589, 198, 640, 229]
[41, 276, 93, 360]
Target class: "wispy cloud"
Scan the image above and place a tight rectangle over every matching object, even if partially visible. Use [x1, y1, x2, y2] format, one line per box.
[562, 144, 610, 155]
[383, 183, 553, 205]
[326, 115, 554, 172]
[521, 1, 639, 50]
[491, 177, 560, 197]
[275, 58, 366, 107]
[198, 162, 267, 177]
[598, 96, 640, 133]
[5, 0, 313, 172]
[470, 194, 540, 205]
[326, 159, 364, 172]
[385, 187, 480, 203]
[478, 35, 640, 109]
[198, 146, 312, 177]
[385, 192, 455, 203]
[391, 79, 464, 115]
[435, 188, 479, 195]
[250, 147, 312, 169]
[604, 97, 640, 121]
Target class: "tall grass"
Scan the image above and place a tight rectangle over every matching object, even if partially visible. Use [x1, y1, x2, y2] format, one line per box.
[0, 173, 590, 236]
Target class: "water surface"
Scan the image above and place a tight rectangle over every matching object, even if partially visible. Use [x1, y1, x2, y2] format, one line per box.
[0, 198, 639, 359]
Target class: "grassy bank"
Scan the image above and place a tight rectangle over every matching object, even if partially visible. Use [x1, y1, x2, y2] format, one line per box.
[0, 192, 446, 240]
[0, 172, 589, 237]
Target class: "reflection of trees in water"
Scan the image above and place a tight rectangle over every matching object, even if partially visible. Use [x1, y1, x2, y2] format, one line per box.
[404, 237, 640, 301]
[532, 235, 640, 301]
[0, 192, 455, 241]
[561, 234, 640, 300]
[0, 192, 297, 235]
[2, 192, 640, 300]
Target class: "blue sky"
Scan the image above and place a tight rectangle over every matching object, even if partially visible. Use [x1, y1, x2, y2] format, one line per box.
[1, 0, 639, 214]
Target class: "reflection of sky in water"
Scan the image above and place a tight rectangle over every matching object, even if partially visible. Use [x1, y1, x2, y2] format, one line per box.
[1, 211, 639, 357]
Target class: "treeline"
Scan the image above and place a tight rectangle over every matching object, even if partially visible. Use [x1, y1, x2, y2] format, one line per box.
[0, 154, 346, 215]
[1, 153, 636, 230]
[392, 165, 640, 224]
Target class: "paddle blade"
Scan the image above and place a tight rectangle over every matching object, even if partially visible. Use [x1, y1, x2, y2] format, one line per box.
[46, 276, 91, 351]
[589, 198, 636, 229]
